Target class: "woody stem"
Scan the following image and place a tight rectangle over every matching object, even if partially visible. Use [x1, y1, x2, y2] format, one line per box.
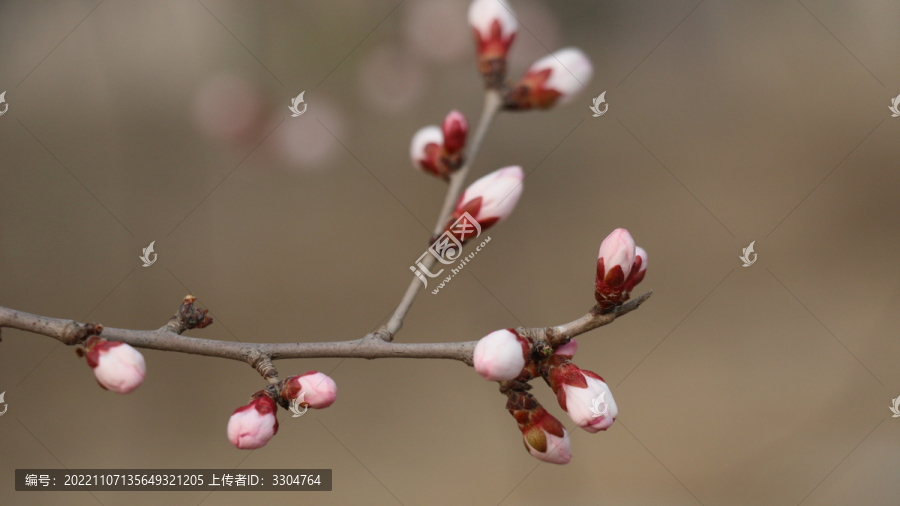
[0, 291, 650, 370]
[383, 89, 503, 338]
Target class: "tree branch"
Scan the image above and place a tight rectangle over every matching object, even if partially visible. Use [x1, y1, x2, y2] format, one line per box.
[0, 291, 651, 371]
[0, 89, 651, 381]
[384, 89, 504, 338]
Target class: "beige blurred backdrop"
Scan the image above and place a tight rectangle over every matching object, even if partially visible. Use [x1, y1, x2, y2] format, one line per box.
[2, 0, 900, 505]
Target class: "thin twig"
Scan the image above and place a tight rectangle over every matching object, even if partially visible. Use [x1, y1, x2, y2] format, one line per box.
[384, 89, 504, 337]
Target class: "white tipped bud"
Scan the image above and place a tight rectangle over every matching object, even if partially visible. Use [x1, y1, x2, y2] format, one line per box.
[85, 339, 146, 394]
[281, 371, 337, 409]
[562, 373, 618, 433]
[410, 125, 444, 176]
[508, 48, 594, 109]
[468, 0, 518, 44]
[227, 395, 279, 449]
[468, 0, 518, 86]
[473, 329, 528, 381]
[535, 48, 593, 104]
[597, 228, 636, 283]
[453, 166, 524, 231]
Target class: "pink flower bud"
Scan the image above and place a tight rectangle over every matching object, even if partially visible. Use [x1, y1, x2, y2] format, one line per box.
[411, 113, 468, 179]
[450, 166, 524, 235]
[595, 228, 636, 308]
[598, 228, 636, 283]
[85, 338, 146, 394]
[543, 356, 617, 433]
[625, 246, 647, 293]
[521, 407, 572, 464]
[281, 371, 337, 409]
[227, 394, 279, 450]
[554, 339, 577, 358]
[468, 0, 518, 84]
[507, 48, 593, 110]
[410, 125, 444, 177]
[561, 371, 617, 433]
[441, 110, 468, 155]
[473, 329, 529, 381]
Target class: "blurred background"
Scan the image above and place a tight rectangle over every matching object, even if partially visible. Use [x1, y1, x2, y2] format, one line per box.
[1, 0, 900, 504]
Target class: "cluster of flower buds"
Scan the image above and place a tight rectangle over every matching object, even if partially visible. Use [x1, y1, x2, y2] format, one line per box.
[468, 0, 593, 108]
[410, 110, 469, 179]
[471, 228, 647, 463]
[476, 336, 618, 462]
[444, 165, 524, 241]
[595, 228, 647, 309]
[227, 371, 337, 450]
[79, 335, 146, 394]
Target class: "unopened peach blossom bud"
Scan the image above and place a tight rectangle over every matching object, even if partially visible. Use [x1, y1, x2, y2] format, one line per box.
[84, 337, 146, 394]
[561, 370, 617, 433]
[598, 228, 636, 283]
[507, 48, 593, 110]
[468, 0, 518, 86]
[542, 355, 618, 433]
[227, 394, 279, 450]
[411, 111, 469, 179]
[281, 371, 337, 409]
[595, 228, 637, 308]
[442, 110, 468, 155]
[522, 408, 572, 464]
[474, 329, 529, 381]
[449, 166, 523, 235]
[410, 125, 444, 177]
